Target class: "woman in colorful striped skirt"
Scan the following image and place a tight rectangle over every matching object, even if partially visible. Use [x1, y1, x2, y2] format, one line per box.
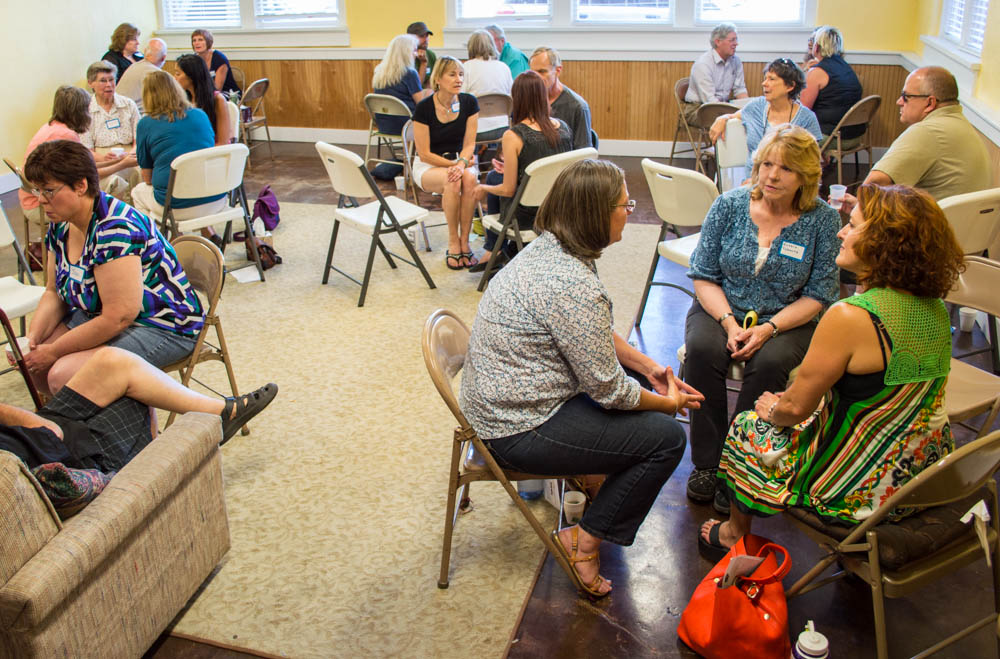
[699, 183, 965, 557]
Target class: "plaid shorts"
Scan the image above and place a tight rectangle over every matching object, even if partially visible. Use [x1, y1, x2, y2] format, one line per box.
[38, 387, 152, 473]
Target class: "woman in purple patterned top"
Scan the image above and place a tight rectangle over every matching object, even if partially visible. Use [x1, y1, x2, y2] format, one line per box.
[21, 140, 203, 396]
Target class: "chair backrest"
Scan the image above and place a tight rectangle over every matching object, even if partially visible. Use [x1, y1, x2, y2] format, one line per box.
[694, 102, 739, 130]
[242, 78, 270, 114]
[363, 93, 412, 119]
[0, 201, 18, 249]
[715, 117, 748, 169]
[421, 309, 473, 429]
[226, 101, 240, 143]
[877, 429, 1000, 510]
[837, 94, 881, 129]
[169, 143, 249, 199]
[476, 93, 512, 119]
[674, 77, 689, 108]
[938, 187, 1000, 256]
[641, 158, 720, 229]
[518, 147, 599, 207]
[230, 66, 246, 95]
[171, 235, 225, 313]
[315, 141, 377, 199]
[944, 255, 1000, 317]
[590, 128, 599, 150]
[3, 158, 31, 192]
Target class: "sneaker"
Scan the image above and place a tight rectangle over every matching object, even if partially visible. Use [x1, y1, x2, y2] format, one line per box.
[712, 487, 730, 515]
[686, 467, 717, 503]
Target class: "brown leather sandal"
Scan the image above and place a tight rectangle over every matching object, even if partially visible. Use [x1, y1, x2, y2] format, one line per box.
[550, 526, 610, 598]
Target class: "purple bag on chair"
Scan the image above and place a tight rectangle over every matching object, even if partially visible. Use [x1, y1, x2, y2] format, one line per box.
[252, 185, 281, 231]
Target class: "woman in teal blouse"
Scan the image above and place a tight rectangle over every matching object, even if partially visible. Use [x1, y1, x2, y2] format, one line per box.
[682, 124, 840, 513]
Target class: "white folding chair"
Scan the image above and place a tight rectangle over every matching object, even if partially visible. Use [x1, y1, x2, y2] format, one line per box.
[363, 93, 412, 170]
[944, 256, 1000, 437]
[141, 144, 265, 282]
[314, 141, 436, 307]
[474, 92, 512, 146]
[226, 101, 240, 144]
[240, 78, 273, 164]
[714, 117, 748, 193]
[634, 159, 719, 327]
[940, 187, 1000, 372]
[476, 147, 598, 291]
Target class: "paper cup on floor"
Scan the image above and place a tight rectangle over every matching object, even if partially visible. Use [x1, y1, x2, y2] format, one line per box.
[959, 306, 978, 332]
[563, 491, 587, 524]
[394, 176, 405, 191]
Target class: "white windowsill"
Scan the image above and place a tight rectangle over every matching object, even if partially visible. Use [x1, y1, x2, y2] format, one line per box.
[154, 27, 350, 55]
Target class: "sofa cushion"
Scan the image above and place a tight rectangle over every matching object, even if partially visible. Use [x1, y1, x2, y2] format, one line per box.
[0, 452, 60, 586]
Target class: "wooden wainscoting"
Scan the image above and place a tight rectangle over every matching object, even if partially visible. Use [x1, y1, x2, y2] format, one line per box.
[219, 58, 923, 150]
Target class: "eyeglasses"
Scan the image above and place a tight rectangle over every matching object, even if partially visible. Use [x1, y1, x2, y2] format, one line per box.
[30, 184, 65, 201]
[614, 200, 636, 213]
[899, 91, 931, 103]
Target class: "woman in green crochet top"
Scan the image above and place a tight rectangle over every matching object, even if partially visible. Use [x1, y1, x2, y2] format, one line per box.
[698, 183, 965, 558]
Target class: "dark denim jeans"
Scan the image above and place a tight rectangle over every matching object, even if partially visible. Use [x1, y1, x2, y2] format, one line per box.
[484, 390, 686, 546]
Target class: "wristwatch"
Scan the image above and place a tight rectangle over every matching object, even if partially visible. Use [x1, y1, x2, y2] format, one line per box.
[763, 319, 780, 338]
[718, 312, 734, 324]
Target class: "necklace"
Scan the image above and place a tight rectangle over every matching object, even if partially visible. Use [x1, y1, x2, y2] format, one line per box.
[435, 93, 459, 113]
[766, 101, 795, 126]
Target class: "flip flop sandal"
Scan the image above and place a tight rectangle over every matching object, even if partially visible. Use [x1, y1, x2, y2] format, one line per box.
[550, 527, 610, 599]
[461, 251, 479, 268]
[221, 383, 278, 444]
[697, 519, 731, 562]
[445, 252, 464, 270]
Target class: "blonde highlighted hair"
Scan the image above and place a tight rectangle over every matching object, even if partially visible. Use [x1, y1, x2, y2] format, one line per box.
[750, 124, 821, 213]
[142, 70, 190, 122]
[430, 56, 464, 92]
[373, 34, 419, 89]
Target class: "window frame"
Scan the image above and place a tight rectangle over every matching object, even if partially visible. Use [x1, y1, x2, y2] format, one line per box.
[939, 0, 990, 56]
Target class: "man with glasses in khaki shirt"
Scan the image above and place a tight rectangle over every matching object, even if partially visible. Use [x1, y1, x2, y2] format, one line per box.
[866, 66, 990, 201]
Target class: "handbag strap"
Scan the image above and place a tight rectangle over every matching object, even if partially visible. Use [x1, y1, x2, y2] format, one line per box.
[741, 542, 792, 586]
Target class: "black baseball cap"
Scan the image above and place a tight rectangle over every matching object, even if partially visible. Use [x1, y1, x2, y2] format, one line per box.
[407, 21, 433, 36]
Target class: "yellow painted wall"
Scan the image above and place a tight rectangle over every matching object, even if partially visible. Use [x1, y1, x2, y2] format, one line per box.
[0, 2, 158, 160]
[975, 0, 1000, 106]
[816, 0, 920, 51]
[344, 0, 443, 48]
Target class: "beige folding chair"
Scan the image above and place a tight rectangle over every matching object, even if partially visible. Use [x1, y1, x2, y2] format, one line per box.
[784, 429, 1000, 659]
[634, 159, 719, 327]
[668, 79, 733, 176]
[941, 189, 1000, 372]
[314, 141, 436, 307]
[240, 78, 273, 164]
[230, 65, 246, 97]
[474, 92, 512, 146]
[944, 256, 1000, 436]
[421, 308, 594, 591]
[819, 94, 881, 187]
[141, 144, 264, 282]
[0, 201, 44, 331]
[161, 235, 247, 435]
[476, 147, 598, 291]
[362, 93, 412, 171]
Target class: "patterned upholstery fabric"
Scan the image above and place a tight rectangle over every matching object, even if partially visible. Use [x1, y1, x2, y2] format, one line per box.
[0, 413, 229, 658]
[787, 490, 989, 571]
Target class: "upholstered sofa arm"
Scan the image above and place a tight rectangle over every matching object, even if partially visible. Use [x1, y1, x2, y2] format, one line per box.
[0, 412, 223, 630]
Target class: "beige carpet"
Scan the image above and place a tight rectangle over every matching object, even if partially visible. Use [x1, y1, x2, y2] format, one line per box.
[0, 203, 660, 658]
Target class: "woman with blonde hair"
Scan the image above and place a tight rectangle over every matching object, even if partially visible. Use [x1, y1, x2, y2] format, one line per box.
[372, 33, 431, 135]
[102, 22, 142, 81]
[683, 124, 840, 514]
[799, 26, 863, 141]
[412, 56, 481, 269]
[131, 70, 226, 220]
[699, 184, 963, 557]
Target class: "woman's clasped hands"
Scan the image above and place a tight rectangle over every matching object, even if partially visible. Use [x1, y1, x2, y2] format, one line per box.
[649, 365, 705, 416]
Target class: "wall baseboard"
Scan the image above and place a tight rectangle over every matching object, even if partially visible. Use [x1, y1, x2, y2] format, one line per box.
[264, 126, 886, 162]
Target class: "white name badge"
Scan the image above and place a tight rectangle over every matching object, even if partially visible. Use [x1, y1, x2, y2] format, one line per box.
[779, 240, 805, 261]
[105, 117, 121, 129]
[451, 100, 460, 113]
[69, 265, 86, 283]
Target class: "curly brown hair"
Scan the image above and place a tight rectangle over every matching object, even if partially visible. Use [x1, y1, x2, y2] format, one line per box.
[854, 184, 964, 298]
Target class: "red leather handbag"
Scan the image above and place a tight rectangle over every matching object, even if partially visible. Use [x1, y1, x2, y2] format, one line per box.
[677, 534, 792, 659]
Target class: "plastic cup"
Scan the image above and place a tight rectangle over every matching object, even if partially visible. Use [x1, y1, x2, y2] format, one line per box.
[110, 146, 126, 157]
[563, 491, 587, 524]
[4, 336, 31, 364]
[394, 175, 405, 191]
[959, 306, 978, 332]
[828, 184, 847, 210]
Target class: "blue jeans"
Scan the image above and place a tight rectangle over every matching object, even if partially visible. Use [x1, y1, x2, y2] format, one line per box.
[484, 391, 686, 546]
[65, 309, 197, 368]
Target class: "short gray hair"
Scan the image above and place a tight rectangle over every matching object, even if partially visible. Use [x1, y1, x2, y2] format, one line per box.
[87, 60, 117, 83]
[710, 23, 737, 48]
[530, 46, 561, 69]
[812, 25, 843, 57]
[467, 30, 499, 60]
[484, 24, 505, 40]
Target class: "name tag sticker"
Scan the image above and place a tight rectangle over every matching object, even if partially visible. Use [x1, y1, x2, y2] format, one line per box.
[105, 117, 121, 129]
[69, 265, 86, 283]
[779, 240, 805, 261]
[451, 100, 461, 112]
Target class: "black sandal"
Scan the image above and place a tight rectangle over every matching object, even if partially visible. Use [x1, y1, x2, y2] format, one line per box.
[221, 383, 278, 444]
[445, 252, 463, 270]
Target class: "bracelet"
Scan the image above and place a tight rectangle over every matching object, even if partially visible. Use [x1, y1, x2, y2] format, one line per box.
[718, 312, 734, 324]
[457, 157, 470, 167]
[763, 319, 779, 338]
[767, 400, 779, 423]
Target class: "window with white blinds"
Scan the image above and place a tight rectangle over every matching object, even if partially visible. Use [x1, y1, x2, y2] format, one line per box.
[161, 0, 241, 29]
[456, 0, 550, 19]
[941, 0, 990, 54]
[696, 0, 804, 24]
[576, 0, 671, 23]
[254, 0, 340, 26]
